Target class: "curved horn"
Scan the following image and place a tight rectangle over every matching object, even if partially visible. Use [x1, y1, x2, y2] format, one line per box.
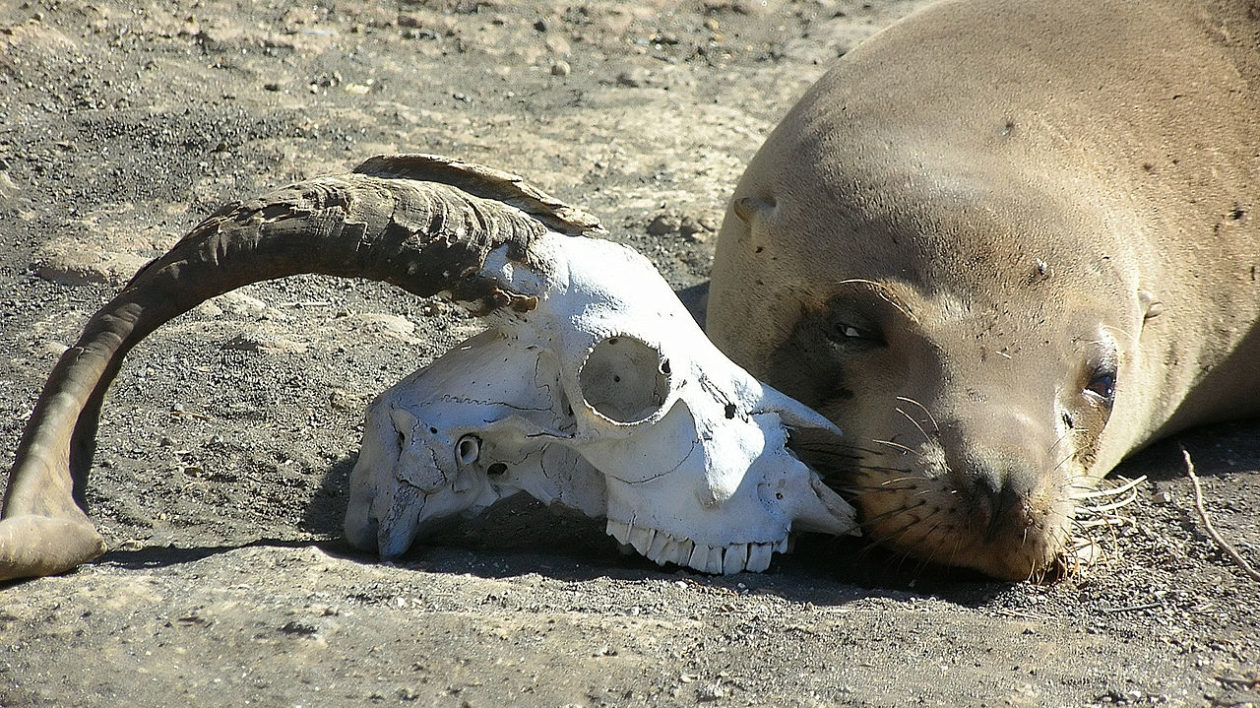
[0, 154, 600, 582]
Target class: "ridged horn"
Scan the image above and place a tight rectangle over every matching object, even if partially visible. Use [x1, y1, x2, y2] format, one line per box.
[0, 154, 600, 582]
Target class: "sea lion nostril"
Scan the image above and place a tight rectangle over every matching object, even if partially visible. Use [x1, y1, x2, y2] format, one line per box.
[943, 442, 1040, 538]
[983, 478, 1032, 542]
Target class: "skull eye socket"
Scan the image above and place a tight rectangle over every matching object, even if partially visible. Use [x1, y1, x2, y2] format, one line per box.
[456, 435, 481, 465]
[578, 335, 672, 424]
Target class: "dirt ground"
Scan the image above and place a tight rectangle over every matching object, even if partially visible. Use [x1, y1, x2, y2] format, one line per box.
[1, 1, 1258, 706]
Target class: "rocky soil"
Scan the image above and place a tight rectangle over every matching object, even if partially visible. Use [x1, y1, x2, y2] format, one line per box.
[1, 0, 1257, 706]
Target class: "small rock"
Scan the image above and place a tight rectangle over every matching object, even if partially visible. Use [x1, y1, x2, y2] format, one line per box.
[647, 212, 681, 235]
[278, 619, 320, 637]
[697, 682, 725, 701]
[551, 60, 571, 77]
[346, 312, 418, 342]
[680, 215, 714, 241]
[263, 82, 281, 92]
[616, 68, 650, 88]
[545, 35, 570, 56]
[35, 340, 68, 359]
[329, 388, 364, 411]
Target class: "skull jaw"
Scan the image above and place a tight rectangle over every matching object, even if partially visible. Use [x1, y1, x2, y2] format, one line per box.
[597, 430, 856, 574]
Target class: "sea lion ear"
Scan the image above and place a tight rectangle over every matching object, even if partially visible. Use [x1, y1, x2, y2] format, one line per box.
[1139, 290, 1164, 321]
[732, 195, 776, 225]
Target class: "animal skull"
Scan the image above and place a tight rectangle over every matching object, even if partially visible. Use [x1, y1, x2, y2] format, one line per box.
[344, 232, 858, 573]
[0, 154, 854, 582]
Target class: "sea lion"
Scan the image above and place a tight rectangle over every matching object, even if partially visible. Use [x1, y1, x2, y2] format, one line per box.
[707, 0, 1260, 580]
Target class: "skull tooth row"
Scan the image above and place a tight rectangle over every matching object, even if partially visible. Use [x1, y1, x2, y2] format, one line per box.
[606, 519, 788, 573]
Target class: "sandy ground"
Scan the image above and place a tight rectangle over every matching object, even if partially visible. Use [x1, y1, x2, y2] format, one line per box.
[1, 1, 1258, 706]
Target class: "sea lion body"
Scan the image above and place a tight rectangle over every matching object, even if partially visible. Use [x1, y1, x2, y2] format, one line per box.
[708, 0, 1260, 578]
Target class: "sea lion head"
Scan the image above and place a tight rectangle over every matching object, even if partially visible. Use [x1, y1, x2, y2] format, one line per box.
[708, 81, 1163, 580]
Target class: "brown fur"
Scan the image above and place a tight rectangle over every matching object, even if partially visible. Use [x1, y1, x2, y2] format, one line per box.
[708, 0, 1260, 579]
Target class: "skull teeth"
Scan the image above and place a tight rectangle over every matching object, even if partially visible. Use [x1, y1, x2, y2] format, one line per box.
[628, 526, 656, 556]
[607, 518, 631, 544]
[747, 542, 773, 572]
[604, 519, 783, 574]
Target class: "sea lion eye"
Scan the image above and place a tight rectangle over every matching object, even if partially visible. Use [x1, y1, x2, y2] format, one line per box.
[827, 321, 881, 344]
[1084, 369, 1116, 403]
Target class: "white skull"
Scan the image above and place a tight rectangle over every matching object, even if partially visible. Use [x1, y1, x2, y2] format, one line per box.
[344, 232, 857, 573]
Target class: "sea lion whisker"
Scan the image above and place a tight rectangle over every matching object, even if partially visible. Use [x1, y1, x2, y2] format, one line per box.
[1046, 513, 1096, 580]
[1069, 499, 1133, 527]
[791, 447, 866, 462]
[874, 475, 934, 487]
[1074, 517, 1133, 530]
[895, 406, 935, 446]
[1045, 427, 1078, 457]
[792, 447, 864, 460]
[794, 441, 890, 457]
[1047, 448, 1078, 477]
[792, 441, 888, 459]
[909, 519, 959, 573]
[856, 501, 930, 528]
[1074, 475, 1147, 500]
[1097, 324, 1137, 344]
[871, 438, 919, 456]
[868, 505, 945, 550]
[850, 464, 917, 475]
[894, 396, 940, 434]
[837, 483, 921, 496]
[789, 438, 869, 452]
[834, 279, 919, 323]
[1077, 490, 1140, 515]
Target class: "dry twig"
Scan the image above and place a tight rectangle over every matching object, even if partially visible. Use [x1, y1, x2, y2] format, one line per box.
[1181, 447, 1260, 583]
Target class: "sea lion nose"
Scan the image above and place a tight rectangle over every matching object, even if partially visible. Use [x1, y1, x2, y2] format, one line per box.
[959, 462, 1036, 541]
[938, 410, 1047, 538]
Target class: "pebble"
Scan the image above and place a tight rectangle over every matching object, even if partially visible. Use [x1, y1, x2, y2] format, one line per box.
[647, 212, 681, 235]
[680, 215, 714, 241]
[551, 60, 571, 77]
[697, 682, 726, 701]
[616, 68, 650, 88]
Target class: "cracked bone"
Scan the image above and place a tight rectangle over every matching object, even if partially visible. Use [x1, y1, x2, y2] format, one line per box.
[0, 154, 854, 582]
[344, 232, 858, 573]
